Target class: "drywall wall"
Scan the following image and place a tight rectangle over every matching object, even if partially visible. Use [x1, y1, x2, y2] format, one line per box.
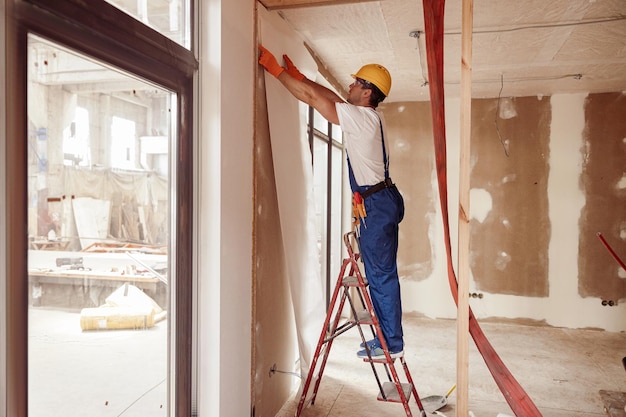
[383, 92, 626, 332]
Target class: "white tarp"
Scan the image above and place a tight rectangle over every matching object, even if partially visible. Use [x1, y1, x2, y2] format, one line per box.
[258, 6, 326, 391]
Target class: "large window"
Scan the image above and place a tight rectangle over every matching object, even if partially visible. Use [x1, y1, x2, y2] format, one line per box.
[6, 1, 196, 416]
[28, 36, 173, 416]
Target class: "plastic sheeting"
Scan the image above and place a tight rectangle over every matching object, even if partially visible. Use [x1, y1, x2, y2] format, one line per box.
[258, 6, 326, 391]
[43, 166, 168, 249]
[64, 166, 168, 204]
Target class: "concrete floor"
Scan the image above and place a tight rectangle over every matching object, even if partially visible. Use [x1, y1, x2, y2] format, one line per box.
[27, 307, 625, 417]
[276, 314, 626, 417]
[29, 307, 167, 417]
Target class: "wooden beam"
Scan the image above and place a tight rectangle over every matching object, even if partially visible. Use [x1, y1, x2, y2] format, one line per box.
[456, 0, 473, 415]
[258, 0, 378, 11]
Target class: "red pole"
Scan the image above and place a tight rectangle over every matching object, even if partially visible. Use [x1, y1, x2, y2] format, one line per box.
[597, 232, 626, 271]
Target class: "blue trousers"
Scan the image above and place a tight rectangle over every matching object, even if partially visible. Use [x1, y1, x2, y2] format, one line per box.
[356, 186, 405, 353]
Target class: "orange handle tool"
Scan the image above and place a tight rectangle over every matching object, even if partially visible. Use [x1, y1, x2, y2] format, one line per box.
[353, 192, 367, 227]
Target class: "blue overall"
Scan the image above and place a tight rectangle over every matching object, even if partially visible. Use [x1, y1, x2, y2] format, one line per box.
[347, 125, 405, 353]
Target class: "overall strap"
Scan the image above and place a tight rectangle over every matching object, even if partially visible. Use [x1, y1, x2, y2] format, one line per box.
[379, 118, 389, 179]
[358, 116, 395, 199]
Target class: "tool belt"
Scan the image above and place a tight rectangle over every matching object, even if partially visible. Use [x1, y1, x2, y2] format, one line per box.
[361, 177, 395, 199]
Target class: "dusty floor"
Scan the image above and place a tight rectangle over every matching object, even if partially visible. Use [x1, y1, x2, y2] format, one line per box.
[27, 308, 626, 417]
[276, 314, 626, 417]
[29, 307, 167, 417]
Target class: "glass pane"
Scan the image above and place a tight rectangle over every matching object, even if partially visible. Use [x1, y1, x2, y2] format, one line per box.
[105, 0, 190, 48]
[313, 109, 328, 134]
[331, 123, 343, 144]
[330, 145, 343, 279]
[27, 34, 173, 417]
[313, 137, 329, 295]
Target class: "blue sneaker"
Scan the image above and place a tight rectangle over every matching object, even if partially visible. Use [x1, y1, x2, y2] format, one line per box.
[359, 337, 381, 349]
[356, 346, 403, 360]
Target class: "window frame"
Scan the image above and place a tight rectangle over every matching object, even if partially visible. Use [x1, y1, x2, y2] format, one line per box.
[4, 1, 198, 415]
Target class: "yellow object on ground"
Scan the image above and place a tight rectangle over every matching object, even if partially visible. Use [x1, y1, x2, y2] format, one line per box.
[80, 283, 166, 330]
[80, 306, 155, 330]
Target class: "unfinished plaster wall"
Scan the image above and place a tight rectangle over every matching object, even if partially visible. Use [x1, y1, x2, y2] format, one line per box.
[470, 96, 551, 297]
[578, 93, 626, 301]
[382, 93, 626, 332]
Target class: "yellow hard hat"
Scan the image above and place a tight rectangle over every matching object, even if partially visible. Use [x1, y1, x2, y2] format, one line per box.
[351, 64, 392, 97]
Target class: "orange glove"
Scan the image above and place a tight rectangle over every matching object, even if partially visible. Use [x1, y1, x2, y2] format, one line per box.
[258, 45, 284, 78]
[283, 54, 305, 81]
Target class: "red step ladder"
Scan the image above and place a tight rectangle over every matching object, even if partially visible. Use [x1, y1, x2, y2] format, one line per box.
[295, 231, 426, 417]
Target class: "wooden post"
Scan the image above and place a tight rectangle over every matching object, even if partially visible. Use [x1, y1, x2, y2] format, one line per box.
[457, 0, 473, 415]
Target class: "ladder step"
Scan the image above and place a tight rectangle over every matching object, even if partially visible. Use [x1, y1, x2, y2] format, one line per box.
[377, 381, 413, 403]
[342, 275, 368, 287]
[354, 309, 373, 325]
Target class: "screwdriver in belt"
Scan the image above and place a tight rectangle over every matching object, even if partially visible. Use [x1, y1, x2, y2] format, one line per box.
[353, 191, 367, 228]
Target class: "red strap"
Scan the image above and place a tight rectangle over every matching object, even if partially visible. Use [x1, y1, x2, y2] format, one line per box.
[422, 1, 542, 415]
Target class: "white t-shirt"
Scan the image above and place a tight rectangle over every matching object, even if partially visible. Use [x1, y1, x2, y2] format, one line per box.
[335, 102, 388, 186]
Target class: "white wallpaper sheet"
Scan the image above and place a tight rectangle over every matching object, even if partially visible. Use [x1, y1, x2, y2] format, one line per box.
[259, 6, 326, 394]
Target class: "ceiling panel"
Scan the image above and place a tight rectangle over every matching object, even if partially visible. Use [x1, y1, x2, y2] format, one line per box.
[261, 0, 626, 102]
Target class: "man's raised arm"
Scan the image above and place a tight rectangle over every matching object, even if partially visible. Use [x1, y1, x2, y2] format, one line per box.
[259, 45, 343, 125]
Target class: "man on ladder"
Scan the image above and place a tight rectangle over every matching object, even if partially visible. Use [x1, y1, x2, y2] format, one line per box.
[259, 46, 406, 360]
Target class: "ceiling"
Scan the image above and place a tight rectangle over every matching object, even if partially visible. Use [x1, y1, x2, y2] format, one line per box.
[259, 0, 626, 102]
